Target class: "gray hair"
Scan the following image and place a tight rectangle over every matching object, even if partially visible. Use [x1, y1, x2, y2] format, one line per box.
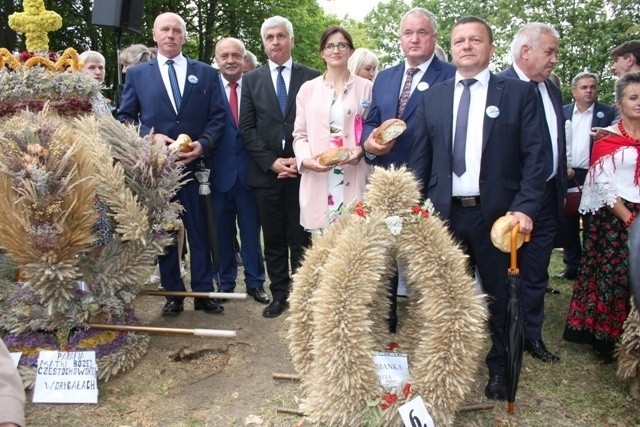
[79, 50, 105, 65]
[245, 50, 258, 68]
[510, 23, 559, 61]
[615, 71, 640, 102]
[400, 7, 438, 35]
[118, 44, 154, 66]
[571, 71, 598, 88]
[261, 16, 294, 41]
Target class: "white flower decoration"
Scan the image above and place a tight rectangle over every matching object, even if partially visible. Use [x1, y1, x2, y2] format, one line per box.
[385, 215, 403, 235]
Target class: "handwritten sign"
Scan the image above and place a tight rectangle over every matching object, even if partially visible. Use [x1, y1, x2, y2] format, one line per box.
[33, 350, 98, 403]
[398, 396, 435, 427]
[10, 352, 21, 368]
[372, 351, 410, 388]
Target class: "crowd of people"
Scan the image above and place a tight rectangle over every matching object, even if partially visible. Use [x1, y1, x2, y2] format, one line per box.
[3, 9, 634, 423]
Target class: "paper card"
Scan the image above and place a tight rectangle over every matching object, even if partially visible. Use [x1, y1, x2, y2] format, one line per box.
[372, 351, 410, 388]
[398, 396, 435, 427]
[9, 352, 22, 368]
[33, 350, 98, 404]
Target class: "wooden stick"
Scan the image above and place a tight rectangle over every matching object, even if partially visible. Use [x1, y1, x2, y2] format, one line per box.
[139, 290, 247, 300]
[272, 373, 301, 381]
[458, 402, 495, 412]
[276, 407, 305, 416]
[87, 323, 236, 338]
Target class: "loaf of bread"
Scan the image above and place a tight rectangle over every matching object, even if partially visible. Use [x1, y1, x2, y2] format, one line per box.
[490, 214, 525, 253]
[372, 118, 406, 145]
[318, 147, 350, 166]
[168, 134, 193, 154]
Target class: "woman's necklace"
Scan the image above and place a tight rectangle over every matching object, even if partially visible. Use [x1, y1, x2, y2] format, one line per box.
[618, 119, 640, 143]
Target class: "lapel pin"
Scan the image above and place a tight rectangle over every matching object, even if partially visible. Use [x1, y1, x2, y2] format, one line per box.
[417, 82, 429, 91]
[486, 105, 500, 118]
[188, 75, 198, 84]
[596, 111, 604, 119]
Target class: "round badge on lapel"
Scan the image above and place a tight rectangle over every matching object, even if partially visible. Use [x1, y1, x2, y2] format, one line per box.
[188, 75, 198, 84]
[417, 82, 429, 91]
[596, 111, 605, 119]
[486, 105, 500, 119]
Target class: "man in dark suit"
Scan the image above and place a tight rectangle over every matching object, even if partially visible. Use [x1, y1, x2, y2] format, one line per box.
[239, 16, 320, 318]
[408, 16, 547, 401]
[362, 7, 456, 167]
[499, 22, 568, 363]
[556, 72, 616, 280]
[212, 37, 267, 305]
[361, 7, 456, 333]
[117, 12, 226, 316]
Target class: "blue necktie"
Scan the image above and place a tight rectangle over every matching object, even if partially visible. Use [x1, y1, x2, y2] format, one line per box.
[166, 59, 182, 112]
[452, 78, 477, 177]
[530, 81, 554, 178]
[276, 65, 287, 115]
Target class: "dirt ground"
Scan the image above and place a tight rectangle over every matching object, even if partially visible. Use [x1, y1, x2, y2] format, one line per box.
[23, 276, 305, 427]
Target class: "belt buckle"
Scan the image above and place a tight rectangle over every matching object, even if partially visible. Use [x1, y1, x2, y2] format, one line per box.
[460, 197, 476, 207]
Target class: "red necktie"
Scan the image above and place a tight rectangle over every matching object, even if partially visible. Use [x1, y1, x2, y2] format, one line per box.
[229, 81, 239, 126]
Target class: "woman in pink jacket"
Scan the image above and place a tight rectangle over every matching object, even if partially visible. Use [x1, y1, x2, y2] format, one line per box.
[293, 26, 373, 233]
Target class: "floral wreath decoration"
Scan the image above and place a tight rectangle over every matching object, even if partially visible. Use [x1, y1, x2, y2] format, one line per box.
[288, 166, 489, 426]
[0, 109, 184, 383]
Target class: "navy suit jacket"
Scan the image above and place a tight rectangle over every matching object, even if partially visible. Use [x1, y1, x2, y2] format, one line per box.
[407, 73, 547, 226]
[499, 66, 568, 217]
[116, 57, 226, 172]
[240, 62, 320, 189]
[562, 101, 616, 128]
[362, 56, 456, 167]
[212, 77, 251, 192]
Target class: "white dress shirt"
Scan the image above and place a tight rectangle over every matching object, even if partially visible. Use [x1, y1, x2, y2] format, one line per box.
[399, 54, 434, 100]
[268, 58, 293, 93]
[157, 53, 187, 113]
[220, 74, 242, 113]
[570, 103, 594, 169]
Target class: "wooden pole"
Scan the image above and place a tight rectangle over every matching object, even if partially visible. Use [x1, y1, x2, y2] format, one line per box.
[276, 407, 305, 416]
[139, 290, 247, 300]
[272, 373, 301, 381]
[87, 323, 236, 338]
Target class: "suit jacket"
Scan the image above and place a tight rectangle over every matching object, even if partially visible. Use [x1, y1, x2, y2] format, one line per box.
[292, 74, 373, 229]
[499, 66, 568, 217]
[362, 56, 456, 167]
[116, 57, 226, 172]
[212, 76, 251, 192]
[562, 101, 616, 128]
[239, 62, 321, 188]
[407, 73, 547, 226]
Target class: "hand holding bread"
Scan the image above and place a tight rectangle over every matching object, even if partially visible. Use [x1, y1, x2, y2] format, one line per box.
[371, 118, 406, 145]
[490, 214, 527, 253]
[168, 134, 193, 154]
[318, 147, 350, 166]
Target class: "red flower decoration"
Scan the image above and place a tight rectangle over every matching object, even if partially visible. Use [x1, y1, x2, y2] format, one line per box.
[403, 383, 412, 398]
[387, 342, 399, 351]
[380, 392, 398, 409]
[354, 201, 368, 218]
[411, 205, 430, 218]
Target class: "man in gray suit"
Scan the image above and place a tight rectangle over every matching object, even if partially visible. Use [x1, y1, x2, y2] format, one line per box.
[240, 16, 320, 318]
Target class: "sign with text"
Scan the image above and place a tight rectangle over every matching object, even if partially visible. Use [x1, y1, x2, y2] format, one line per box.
[398, 396, 435, 427]
[33, 350, 98, 404]
[372, 351, 410, 388]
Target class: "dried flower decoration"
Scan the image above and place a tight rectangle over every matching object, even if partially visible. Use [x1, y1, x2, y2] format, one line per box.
[8, 0, 62, 52]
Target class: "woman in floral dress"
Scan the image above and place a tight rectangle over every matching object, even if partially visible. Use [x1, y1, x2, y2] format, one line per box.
[563, 72, 640, 358]
[293, 26, 372, 233]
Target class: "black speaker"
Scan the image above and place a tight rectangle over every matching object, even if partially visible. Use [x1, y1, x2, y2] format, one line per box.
[91, 0, 144, 33]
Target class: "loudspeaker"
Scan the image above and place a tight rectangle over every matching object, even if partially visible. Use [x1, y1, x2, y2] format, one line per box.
[91, 0, 144, 33]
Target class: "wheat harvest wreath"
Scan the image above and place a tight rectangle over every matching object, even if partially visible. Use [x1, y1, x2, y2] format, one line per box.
[288, 167, 489, 426]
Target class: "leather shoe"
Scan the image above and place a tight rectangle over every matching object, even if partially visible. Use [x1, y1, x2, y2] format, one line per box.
[554, 268, 577, 280]
[484, 374, 507, 401]
[194, 298, 224, 314]
[263, 299, 289, 318]
[161, 299, 183, 317]
[247, 286, 270, 304]
[525, 339, 560, 363]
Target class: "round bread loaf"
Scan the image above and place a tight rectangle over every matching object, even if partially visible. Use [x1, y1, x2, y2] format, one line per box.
[490, 214, 525, 253]
[373, 118, 406, 145]
[168, 133, 193, 153]
[318, 147, 350, 166]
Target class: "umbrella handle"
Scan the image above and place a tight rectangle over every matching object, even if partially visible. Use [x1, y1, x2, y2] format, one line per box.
[509, 223, 527, 273]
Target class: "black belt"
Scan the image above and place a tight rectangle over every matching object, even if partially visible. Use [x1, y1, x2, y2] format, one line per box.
[452, 196, 481, 207]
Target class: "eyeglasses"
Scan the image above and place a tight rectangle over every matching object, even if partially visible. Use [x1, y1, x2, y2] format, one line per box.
[324, 42, 350, 52]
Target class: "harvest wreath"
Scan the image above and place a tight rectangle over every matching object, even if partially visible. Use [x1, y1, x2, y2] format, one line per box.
[288, 167, 489, 426]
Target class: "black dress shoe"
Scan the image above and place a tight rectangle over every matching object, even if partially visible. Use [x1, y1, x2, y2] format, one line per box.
[484, 374, 507, 401]
[247, 286, 270, 304]
[525, 339, 560, 363]
[162, 299, 184, 317]
[194, 298, 224, 314]
[263, 299, 289, 318]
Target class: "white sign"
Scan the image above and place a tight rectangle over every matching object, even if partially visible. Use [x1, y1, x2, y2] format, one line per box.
[398, 396, 435, 427]
[33, 350, 98, 404]
[372, 351, 410, 388]
[10, 352, 21, 368]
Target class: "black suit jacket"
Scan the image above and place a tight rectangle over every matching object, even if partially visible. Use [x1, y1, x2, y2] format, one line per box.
[239, 62, 320, 188]
[498, 66, 568, 217]
[408, 73, 547, 226]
